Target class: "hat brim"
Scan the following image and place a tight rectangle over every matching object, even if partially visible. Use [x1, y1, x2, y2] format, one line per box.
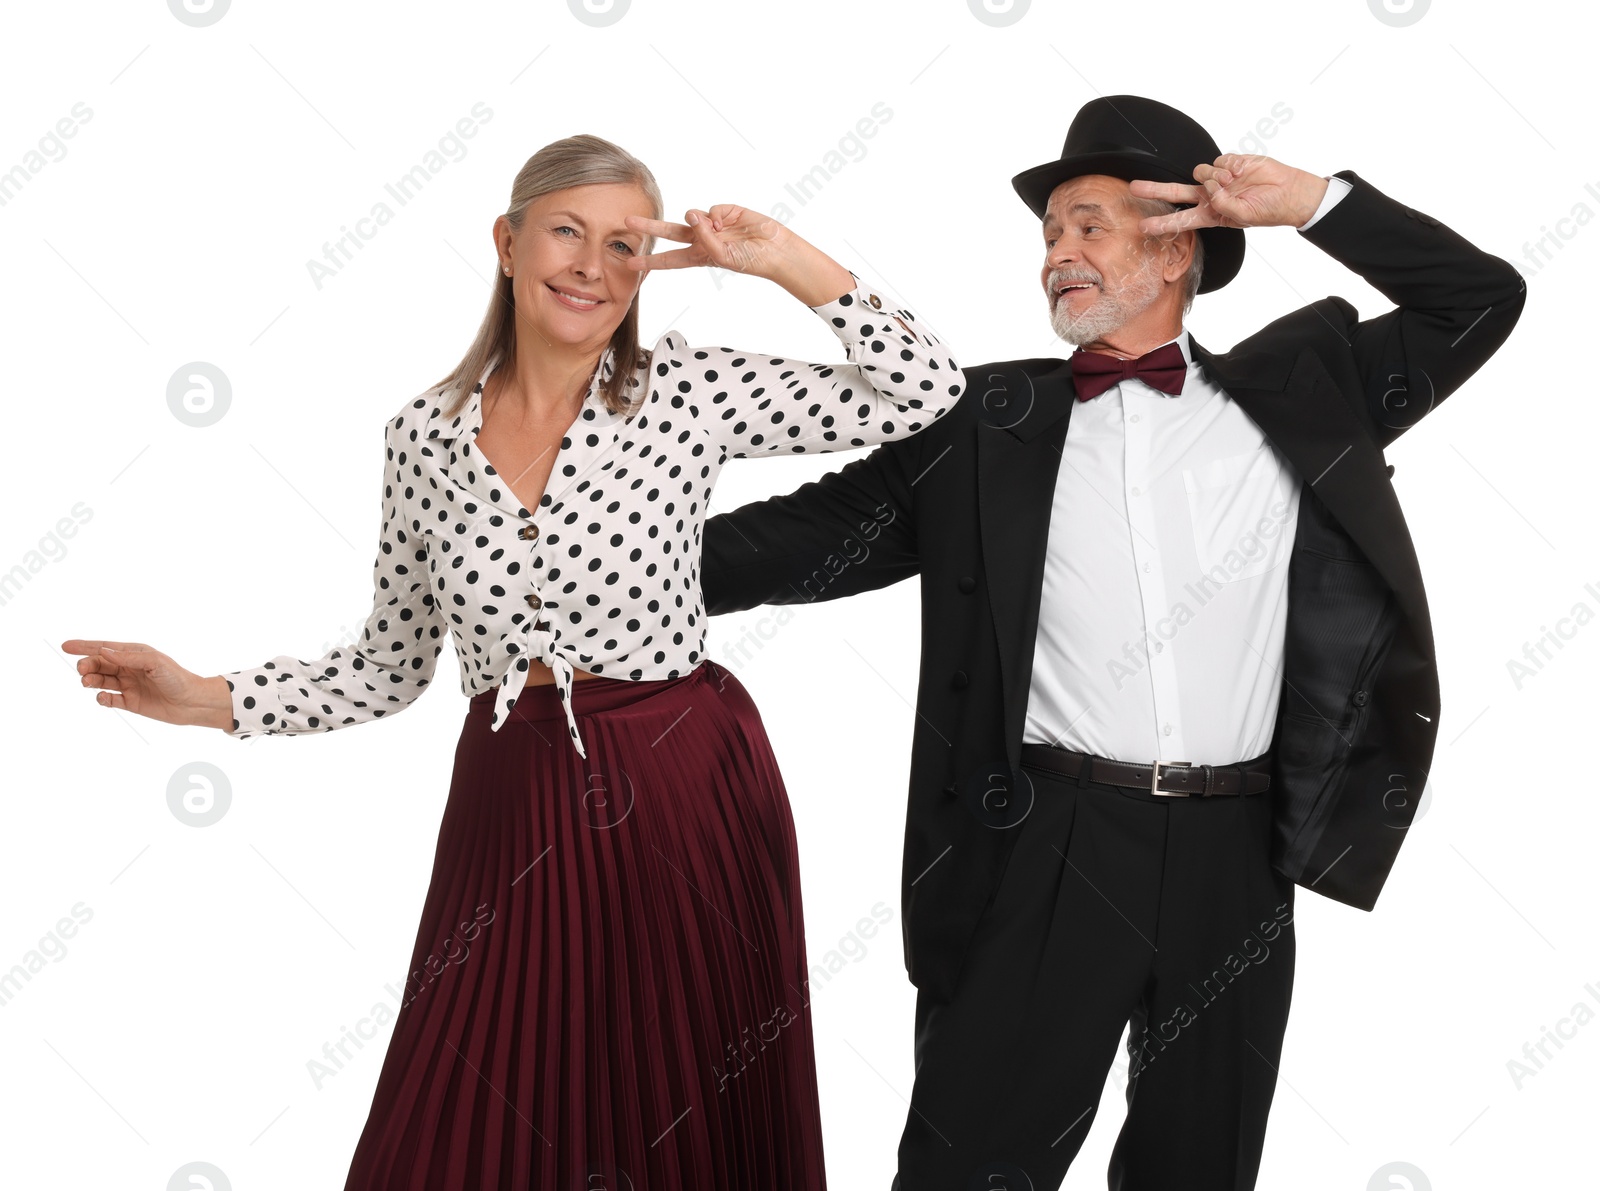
[1011, 149, 1244, 294]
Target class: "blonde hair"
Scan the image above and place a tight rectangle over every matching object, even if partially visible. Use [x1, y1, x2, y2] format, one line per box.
[431, 134, 664, 419]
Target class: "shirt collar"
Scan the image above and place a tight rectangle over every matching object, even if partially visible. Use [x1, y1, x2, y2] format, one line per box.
[1163, 328, 1194, 366]
[1069, 329, 1194, 367]
[419, 344, 621, 444]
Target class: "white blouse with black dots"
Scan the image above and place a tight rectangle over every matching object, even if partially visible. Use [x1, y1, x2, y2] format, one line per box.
[222, 271, 963, 758]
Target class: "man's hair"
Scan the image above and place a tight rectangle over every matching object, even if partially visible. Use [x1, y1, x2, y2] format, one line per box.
[1126, 194, 1206, 313]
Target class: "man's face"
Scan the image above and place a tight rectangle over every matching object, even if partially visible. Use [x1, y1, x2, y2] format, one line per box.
[1040, 175, 1165, 345]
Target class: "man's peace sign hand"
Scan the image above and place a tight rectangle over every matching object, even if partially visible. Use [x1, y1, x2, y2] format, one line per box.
[1130, 154, 1331, 234]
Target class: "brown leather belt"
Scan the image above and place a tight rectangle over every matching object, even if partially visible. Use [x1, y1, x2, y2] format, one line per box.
[1019, 744, 1272, 798]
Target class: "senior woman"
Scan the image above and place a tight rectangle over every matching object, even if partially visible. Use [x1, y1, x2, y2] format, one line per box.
[63, 133, 963, 1188]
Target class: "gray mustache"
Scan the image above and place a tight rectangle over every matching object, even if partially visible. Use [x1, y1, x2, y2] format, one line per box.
[1049, 274, 1101, 291]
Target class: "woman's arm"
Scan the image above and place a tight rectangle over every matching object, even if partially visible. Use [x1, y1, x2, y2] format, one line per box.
[219, 417, 449, 737]
[659, 268, 961, 457]
[627, 205, 965, 456]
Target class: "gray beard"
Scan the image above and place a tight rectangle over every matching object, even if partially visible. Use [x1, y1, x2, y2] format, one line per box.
[1049, 255, 1163, 346]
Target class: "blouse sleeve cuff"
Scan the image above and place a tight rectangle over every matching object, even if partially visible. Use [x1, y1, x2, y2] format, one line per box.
[808, 270, 928, 344]
[222, 663, 284, 738]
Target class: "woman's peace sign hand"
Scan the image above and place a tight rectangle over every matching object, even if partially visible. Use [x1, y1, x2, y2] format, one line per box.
[625, 205, 788, 279]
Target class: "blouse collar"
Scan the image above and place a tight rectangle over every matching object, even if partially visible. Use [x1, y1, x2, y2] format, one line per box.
[419, 343, 624, 445]
[414, 339, 673, 521]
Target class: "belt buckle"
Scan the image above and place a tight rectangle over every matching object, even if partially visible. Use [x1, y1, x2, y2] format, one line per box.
[1150, 759, 1191, 797]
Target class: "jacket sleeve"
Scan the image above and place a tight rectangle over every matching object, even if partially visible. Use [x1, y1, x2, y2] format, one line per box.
[664, 270, 965, 457]
[221, 418, 448, 736]
[702, 430, 923, 614]
[1297, 168, 1527, 449]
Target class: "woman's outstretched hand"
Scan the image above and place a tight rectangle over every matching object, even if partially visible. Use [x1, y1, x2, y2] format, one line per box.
[62, 639, 234, 731]
[624, 206, 855, 307]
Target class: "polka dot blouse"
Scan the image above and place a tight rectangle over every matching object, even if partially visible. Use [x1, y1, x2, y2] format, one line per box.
[221, 271, 963, 758]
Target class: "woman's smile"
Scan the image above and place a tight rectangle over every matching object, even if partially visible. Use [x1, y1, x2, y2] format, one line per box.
[547, 282, 605, 311]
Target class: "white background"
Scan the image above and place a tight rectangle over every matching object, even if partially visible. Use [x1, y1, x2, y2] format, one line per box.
[1, 1, 1592, 1188]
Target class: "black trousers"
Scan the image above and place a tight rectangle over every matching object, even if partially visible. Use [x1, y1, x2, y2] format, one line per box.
[892, 756, 1297, 1191]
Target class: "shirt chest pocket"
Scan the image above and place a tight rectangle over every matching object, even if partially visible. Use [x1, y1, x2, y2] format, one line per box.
[1181, 443, 1297, 584]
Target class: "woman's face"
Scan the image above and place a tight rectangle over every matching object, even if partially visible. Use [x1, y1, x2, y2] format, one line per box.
[496, 182, 656, 354]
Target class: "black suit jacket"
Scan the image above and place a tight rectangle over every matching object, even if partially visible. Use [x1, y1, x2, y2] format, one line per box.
[700, 171, 1526, 1003]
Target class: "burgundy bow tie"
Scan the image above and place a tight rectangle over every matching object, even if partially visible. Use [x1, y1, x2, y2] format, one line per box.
[1070, 342, 1188, 402]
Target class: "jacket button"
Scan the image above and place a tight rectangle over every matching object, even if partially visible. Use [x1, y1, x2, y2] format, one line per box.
[518, 524, 539, 541]
[958, 576, 976, 594]
[1385, 463, 1395, 478]
[1352, 690, 1369, 707]
[525, 593, 542, 609]
[951, 670, 969, 690]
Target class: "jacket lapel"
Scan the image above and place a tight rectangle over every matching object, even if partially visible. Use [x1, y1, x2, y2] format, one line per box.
[1190, 339, 1427, 628]
[975, 359, 1075, 773]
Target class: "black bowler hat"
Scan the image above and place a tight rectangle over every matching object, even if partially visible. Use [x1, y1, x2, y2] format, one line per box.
[1011, 94, 1245, 294]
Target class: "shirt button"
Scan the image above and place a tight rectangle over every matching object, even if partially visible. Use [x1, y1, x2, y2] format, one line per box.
[1153, 642, 1163, 652]
[869, 293, 883, 309]
[518, 524, 539, 541]
[1163, 723, 1173, 736]
[525, 592, 542, 609]
[1130, 414, 1140, 423]
[1143, 562, 1151, 573]
[957, 576, 976, 594]
[1130, 486, 1141, 496]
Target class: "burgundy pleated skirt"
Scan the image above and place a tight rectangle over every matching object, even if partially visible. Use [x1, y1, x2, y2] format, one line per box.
[342, 660, 827, 1190]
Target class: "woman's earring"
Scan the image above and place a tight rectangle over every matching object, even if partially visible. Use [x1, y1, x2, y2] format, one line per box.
[503, 265, 512, 276]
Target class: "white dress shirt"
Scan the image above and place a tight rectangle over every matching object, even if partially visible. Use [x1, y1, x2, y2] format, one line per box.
[1020, 330, 1302, 765]
[223, 271, 963, 758]
[1020, 176, 1350, 766]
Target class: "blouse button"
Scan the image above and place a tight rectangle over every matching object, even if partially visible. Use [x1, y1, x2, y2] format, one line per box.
[525, 592, 542, 609]
[518, 524, 539, 541]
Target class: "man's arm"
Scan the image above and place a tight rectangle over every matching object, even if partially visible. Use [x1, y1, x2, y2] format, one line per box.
[1135, 157, 1526, 450]
[703, 431, 923, 615]
[1297, 169, 1526, 448]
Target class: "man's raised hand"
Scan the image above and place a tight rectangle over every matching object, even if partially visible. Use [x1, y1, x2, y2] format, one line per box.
[1130, 154, 1331, 233]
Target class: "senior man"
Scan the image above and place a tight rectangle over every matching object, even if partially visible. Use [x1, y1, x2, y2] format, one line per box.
[701, 94, 1524, 1189]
